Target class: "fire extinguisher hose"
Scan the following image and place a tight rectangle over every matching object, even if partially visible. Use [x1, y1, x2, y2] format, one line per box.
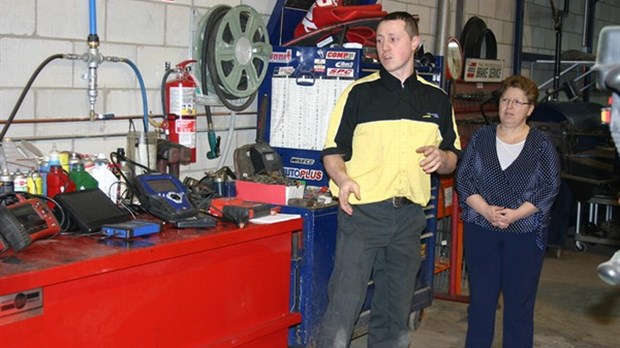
[160, 67, 175, 123]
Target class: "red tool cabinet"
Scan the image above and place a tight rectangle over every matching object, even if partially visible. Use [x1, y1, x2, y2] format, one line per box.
[0, 219, 302, 347]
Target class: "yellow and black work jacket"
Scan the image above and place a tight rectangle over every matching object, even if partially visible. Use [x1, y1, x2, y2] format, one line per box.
[322, 68, 461, 206]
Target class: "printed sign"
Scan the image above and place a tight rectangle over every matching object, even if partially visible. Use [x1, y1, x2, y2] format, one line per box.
[464, 59, 504, 82]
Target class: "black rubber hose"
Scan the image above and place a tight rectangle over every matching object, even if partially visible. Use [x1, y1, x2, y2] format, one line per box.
[202, 6, 256, 111]
[160, 68, 175, 118]
[1, 53, 65, 142]
[211, 7, 258, 101]
[206, 6, 241, 101]
[201, 6, 229, 100]
[200, 6, 231, 159]
[200, 5, 225, 149]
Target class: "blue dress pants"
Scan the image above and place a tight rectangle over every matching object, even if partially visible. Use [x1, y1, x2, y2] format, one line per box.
[317, 200, 426, 348]
[463, 222, 546, 348]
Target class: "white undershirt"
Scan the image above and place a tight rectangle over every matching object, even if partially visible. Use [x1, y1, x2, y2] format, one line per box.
[496, 137, 525, 170]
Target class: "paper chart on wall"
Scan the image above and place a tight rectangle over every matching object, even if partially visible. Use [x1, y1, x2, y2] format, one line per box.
[270, 77, 352, 150]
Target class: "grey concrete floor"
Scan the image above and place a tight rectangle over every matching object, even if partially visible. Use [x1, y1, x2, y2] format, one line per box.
[350, 242, 620, 348]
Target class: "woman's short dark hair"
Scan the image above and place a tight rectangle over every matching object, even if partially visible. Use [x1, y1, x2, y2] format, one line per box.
[498, 75, 540, 106]
[380, 12, 419, 38]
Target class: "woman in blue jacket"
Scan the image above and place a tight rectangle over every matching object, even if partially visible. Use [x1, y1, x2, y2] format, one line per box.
[456, 75, 561, 348]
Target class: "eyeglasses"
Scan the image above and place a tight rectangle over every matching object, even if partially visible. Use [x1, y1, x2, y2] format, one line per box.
[500, 97, 531, 107]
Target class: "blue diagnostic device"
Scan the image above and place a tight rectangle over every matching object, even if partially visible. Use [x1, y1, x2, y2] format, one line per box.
[133, 173, 197, 222]
[101, 219, 161, 239]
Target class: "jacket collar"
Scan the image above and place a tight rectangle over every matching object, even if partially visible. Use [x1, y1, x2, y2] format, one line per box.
[379, 67, 419, 91]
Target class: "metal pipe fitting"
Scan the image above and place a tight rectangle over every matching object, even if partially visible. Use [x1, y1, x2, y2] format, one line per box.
[80, 47, 104, 120]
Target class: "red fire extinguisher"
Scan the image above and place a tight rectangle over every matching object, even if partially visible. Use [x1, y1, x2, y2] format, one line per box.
[165, 59, 197, 163]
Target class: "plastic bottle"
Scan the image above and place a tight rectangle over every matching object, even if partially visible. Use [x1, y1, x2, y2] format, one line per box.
[90, 153, 120, 202]
[59, 151, 70, 173]
[38, 156, 50, 196]
[13, 169, 28, 192]
[27, 170, 43, 195]
[69, 154, 98, 191]
[46, 144, 76, 201]
[214, 175, 225, 196]
[0, 169, 14, 193]
[69, 152, 81, 172]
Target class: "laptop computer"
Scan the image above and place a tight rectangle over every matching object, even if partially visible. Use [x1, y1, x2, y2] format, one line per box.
[54, 188, 130, 233]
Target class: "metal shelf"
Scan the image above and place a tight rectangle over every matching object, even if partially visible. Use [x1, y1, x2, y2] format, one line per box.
[574, 195, 620, 251]
[530, 60, 595, 98]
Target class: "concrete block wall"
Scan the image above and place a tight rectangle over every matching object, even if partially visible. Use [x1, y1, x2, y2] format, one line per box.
[383, 0, 618, 77]
[1, 0, 618, 179]
[0, 0, 276, 178]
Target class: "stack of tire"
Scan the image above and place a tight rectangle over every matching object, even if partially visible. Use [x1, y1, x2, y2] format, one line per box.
[459, 16, 498, 65]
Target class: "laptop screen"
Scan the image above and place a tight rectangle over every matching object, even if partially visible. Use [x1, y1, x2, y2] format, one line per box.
[54, 189, 129, 233]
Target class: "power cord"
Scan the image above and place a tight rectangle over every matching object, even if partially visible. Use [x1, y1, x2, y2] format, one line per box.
[109, 150, 155, 204]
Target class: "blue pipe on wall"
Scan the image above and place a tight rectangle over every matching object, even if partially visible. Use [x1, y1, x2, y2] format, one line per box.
[89, 0, 97, 36]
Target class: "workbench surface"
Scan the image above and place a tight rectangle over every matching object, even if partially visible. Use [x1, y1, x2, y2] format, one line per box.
[0, 218, 302, 347]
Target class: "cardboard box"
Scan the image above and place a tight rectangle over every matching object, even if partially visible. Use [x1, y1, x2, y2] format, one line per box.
[235, 180, 305, 206]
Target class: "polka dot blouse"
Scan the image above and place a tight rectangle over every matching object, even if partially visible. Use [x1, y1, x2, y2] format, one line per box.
[456, 125, 561, 249]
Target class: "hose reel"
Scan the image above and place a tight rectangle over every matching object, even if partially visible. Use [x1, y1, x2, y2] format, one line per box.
[194, 5, 272, 111]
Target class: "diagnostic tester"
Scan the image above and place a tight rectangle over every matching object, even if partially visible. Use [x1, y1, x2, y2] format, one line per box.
[133, 172, 197, 222]
[101, 220, 162, 239]
[0, 195, 61, 251]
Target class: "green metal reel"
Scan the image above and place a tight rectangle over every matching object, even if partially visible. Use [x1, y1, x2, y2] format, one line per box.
[194, 5, 271, 100]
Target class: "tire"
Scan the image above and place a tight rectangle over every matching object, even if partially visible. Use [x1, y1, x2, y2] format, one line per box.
[476, 28, 497, 59]
[460, 16, 487, 59]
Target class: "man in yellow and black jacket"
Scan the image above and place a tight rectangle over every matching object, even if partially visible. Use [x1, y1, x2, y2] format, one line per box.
[318, 11, 461, 348]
